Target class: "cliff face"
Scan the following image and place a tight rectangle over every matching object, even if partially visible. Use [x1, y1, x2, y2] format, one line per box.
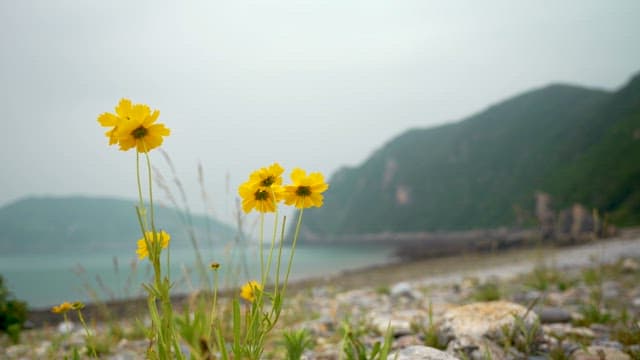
[300, 72, 640, 241]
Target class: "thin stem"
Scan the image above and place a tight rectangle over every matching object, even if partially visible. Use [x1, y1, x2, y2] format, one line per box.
[207, 269, 220, 340]
[136, 152, 145, 223]
[273, 216, 287, 299]
[259, 213, 265, 285]
[263, 210, 279, 287]
[77, 310, 98, 358]
[143, 150, 156, 233]
[282, 208, 304, 296]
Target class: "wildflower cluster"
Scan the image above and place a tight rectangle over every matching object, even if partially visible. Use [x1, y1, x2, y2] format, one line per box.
[93, 99, 328, 359]
[238, 163, 329, 212]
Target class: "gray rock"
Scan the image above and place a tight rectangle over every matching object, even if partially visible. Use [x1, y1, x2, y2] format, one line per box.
[543, 323, 595, 340]
[446, 335, 506, 360]
[388, 345, 460, 360]
[621, 258, 640, 273]
[369, 310, 424, 337]
[570, 345, 631, 360]
[602, 281, 620, 299]
[391, 282, 422, 300]
[536, 307, 572, 323]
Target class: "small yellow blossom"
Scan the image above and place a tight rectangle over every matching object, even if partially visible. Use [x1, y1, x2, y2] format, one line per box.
[248, 163, 285, 188]
[71, 301, 85, 310]
[283, 168, 329, 209]
[238, 163, 286, 213]
[240, 280, 263, 302]
[136, 230, 171, 260]
[97, 98, 170, 152]
[51, 301, 74, 314]
[210, 262, 220, 270]
[238, 182, 281, 213]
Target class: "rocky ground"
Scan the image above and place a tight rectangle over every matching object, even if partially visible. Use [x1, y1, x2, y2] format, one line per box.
[3, 238, 640, 359]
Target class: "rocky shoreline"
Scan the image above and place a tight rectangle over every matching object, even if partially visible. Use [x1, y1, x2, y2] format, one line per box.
[3, 237, 640, 359]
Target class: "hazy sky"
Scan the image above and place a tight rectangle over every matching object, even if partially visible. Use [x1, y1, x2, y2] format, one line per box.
[1, 1, 639, 225]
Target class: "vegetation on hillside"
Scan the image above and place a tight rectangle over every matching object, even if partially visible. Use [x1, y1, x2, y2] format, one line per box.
[301, 72, 640, 238]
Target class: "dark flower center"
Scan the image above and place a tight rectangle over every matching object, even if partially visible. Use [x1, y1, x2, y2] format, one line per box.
[131, 126, 148, 139]
[296, 186, 311, 196]
[254, 189, 269, 201]
[261, 176, 275, 187]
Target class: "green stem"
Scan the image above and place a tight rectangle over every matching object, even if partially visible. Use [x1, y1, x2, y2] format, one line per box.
[206, 269, 220, 341]
[263, 210, 279, 287]
[77, 310, 97, 358]
[259, 213, 264, 284]
[282, 209, 304, 297]
[273, 216, 287, 300]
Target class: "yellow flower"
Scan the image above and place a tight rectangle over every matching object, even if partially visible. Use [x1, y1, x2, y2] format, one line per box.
[71, 301, 85, 310]
[248, 163, 285, 188]
[97, 98, 170, 152]
[238, 163, 286, 213]
[115, 103, 170, 153]
[240, 280, 263, 302]
[283, 168, 329, 209]
[136, 231, 171, 260]
[97, 98, 152, 146]
[210, 262, 220, 270]
[238, 182, 282, 213]
[51, 301, 74, 314]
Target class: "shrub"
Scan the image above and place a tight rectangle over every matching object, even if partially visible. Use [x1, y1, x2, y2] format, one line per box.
[0, 275, 28, 343]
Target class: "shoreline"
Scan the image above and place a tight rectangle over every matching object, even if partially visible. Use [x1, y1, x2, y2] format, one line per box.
[25, 235, 640, 328]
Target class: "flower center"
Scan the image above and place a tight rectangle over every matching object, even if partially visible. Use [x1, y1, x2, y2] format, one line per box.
[254, 189, 269, 201]
[131, 126, 148, 139]
[296, 186, 311, 196]
[261, 176, 275, 187]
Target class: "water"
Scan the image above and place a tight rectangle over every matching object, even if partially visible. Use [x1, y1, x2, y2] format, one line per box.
[0, 243, 395, 309]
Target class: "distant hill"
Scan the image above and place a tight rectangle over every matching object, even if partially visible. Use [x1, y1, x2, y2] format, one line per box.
[300, 71, 640, 240]
[0, 196, 236, 254]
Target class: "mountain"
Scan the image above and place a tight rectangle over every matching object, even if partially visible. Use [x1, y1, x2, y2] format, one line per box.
[301, 72, 640, 240]
[0, 196, 236, 254]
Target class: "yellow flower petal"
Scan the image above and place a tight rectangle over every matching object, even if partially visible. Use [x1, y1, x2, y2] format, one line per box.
[240, 280, 262, 302]
[115, 98, 132, 118]
[136, 231, 171, 260]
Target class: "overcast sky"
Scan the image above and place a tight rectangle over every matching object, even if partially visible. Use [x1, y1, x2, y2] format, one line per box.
[1, 0, 639, 225]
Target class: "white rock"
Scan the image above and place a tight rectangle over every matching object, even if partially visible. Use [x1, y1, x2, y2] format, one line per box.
[58, 320, 75, 334]
[34, 340, 52, 357]
[440, 301, 539, 341]
[388, 345, 460, 360]
[391, 282, 422, 300]
[570, 345, 631, 360]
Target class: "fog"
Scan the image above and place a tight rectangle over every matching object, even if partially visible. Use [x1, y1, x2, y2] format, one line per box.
[1, 0, 639, 224]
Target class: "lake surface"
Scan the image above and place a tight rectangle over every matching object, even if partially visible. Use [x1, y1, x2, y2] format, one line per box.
[0, 243, 396, 309]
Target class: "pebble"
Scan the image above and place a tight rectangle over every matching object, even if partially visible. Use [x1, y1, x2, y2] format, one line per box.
[388, 345, 460, 360]
[570, 345, 631, 360]
[57, 320, 75, 334]
[621, 258, 639, 273]
[391, 282, 423, 300]
[535, 306, 572, 323]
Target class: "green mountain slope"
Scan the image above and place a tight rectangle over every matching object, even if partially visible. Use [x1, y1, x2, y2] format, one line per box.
[302, 72, 640, 239]
[0, 196, 235, 254]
